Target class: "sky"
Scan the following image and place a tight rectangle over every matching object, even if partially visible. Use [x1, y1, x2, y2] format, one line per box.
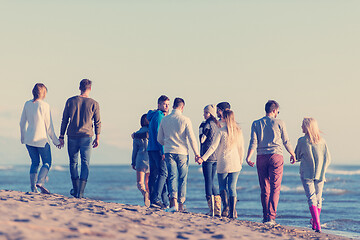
[0, 1, 359, 166]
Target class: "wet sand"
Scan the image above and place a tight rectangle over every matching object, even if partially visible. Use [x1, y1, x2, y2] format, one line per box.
[0, 190, 353, 240]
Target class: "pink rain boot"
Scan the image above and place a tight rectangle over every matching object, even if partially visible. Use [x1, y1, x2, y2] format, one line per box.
[310, 207, 321, 230]
[309, 205, 321, 233]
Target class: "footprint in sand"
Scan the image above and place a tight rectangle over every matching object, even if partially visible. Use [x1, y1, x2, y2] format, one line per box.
[13, 219, 30, 223]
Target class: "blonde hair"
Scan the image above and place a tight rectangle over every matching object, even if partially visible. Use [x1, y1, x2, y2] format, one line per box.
[223, 110, 242, 147]
[302, 118, 322, 144]
[32, 83, 47, 101]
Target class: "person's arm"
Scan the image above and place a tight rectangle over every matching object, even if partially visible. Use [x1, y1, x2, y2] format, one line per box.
[92, 102, 101, 148]
[157, 120, 165, 146]
[131, 139, 138, 170]
[186, 119, 200, 157]
[19, 103, 27, 144]
[201, 130, 221, 162]
[154, 112, 164, 155]
[132, 131, 148, 139]
[293, 138, 301, 164]
[246, 122, 257, 167]
[280, 122, 296, 162]
[44, 105, 60, 147]
[59, 100, 70, 146]
[237, 130, 245, 166]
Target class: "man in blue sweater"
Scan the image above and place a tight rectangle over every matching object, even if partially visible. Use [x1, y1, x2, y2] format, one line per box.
[147, 95, 170, 208]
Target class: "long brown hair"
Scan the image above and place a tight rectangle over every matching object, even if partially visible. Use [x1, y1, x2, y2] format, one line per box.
[223, 110, 242, 147]
[32, 83, 47, 101]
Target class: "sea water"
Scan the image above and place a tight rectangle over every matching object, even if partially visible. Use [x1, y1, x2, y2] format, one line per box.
[1, 164, 359, 239]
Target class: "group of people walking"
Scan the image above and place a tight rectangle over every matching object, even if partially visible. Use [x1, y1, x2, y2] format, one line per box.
[131, 96, 331, 233]
[18, 81, 330, 234]
[20, 79, 101, 199]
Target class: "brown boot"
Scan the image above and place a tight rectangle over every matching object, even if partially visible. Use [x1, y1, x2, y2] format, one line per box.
[206, 195, 215, 216]
[214, 195, 222, 217]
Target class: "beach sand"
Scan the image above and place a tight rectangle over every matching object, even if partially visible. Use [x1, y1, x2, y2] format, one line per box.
[0, 190, 352, 240]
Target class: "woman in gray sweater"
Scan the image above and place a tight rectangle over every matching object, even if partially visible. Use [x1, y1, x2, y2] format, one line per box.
[292, 118, 331, 233]
[132, 114, 150, 207]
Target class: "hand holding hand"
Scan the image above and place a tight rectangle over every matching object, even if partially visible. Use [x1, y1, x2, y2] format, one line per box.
[290, 155, 296, 164]
[246, 158, 255, 167]
[132, 165, 136, 170]
[57, 138, 65, 149]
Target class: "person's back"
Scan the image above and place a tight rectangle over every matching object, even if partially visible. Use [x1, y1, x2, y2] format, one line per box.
[133, 126, 149, 165]
[61, 96, 100, 138]
[250, 116, 292, 155]
[159, 109, 197, 155]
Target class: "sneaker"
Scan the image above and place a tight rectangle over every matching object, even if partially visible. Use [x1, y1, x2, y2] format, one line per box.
[150, 201, 166, 209]
[36, 184, 50, 194]
[165, 206, 178, 212]
[265, 219, 277, 226]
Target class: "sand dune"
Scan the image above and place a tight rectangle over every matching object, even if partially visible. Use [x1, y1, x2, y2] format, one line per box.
[0, 190, 351, 240]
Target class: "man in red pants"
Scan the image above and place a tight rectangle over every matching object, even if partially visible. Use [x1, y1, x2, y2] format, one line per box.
[245, 100, 296, 225]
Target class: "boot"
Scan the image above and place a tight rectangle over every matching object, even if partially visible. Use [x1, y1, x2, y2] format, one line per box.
[229, 197, 238, 219]
[137, 183, 150, 207]
[70, 177, 80, 197]
[30, 173, 39, 193]
[220, 190, 229, 217]
[77, 179, 87, 198]
[214, 195, 222, 217]
[206, 195, 215, 217]
[310, 207, 321, 230]
[309, 205, 321, 233]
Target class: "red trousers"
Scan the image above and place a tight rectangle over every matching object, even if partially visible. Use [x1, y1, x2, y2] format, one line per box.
[256, 154, 284, 220]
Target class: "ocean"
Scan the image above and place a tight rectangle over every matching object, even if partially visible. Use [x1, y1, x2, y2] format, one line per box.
[1, 164, 359, 239]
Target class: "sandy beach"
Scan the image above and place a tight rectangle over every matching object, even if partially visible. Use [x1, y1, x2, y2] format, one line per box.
[0, 190, 353, 240]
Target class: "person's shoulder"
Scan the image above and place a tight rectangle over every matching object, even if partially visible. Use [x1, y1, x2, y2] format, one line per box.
[297, 136, 307, 143]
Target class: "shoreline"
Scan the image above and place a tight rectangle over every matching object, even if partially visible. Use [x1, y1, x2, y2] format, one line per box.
[0, 190, 355, 240]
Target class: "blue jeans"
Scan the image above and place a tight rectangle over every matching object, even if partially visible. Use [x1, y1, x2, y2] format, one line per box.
[218, 171, 240, 197]
[68, 137, 92, 181]
[202, 161, 219, 196]
[26, 143, 52, 184]
[148, 151, 169, 204]
[165, 153, 189, 204]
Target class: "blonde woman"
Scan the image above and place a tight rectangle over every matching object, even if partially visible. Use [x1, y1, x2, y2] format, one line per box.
[20, 83, 61, 194]
[292, 118, 331, 233]
[199, 110, 244, 219]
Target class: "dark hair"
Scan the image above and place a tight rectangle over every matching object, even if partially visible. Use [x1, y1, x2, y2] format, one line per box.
[79, 79, 92, 92]
[217, 102, 231, 111]
[140, 114, 149, 127]
[158, 95, 170, 104]
[173, 97, 185, 108]
[32, 83, 47, 101]
[265, 100, 279, 114]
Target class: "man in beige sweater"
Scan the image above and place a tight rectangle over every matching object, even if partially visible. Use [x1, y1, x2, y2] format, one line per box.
[157, 98, 200, 212]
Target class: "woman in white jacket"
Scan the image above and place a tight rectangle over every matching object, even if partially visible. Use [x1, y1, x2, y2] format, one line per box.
[199, 110, 244, 219]
[20, 83, 61, 194]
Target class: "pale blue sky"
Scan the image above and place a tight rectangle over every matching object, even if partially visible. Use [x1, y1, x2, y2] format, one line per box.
[0, 1, 359, 165]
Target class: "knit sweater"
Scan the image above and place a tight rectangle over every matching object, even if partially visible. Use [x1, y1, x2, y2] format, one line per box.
[202, 125, 244, 174]
[295, 136, 331, 181]
[157, 109, 199, 156]
[20, 100, 60, 147]
[60, 96, 101, 138]
[248, 116, 293, 156]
